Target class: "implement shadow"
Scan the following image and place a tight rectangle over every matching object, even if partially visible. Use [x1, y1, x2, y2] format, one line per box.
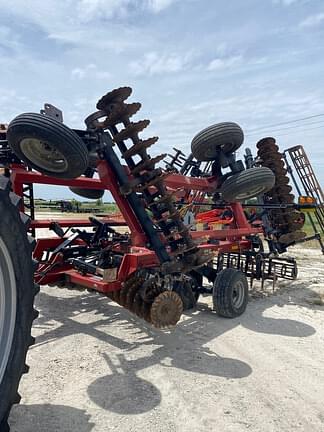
[9, 404, 94, 432]
[32, 289, 142, 351]
[31, 284, 316, 417]
[86, 292, 316, 415]
[87, 307, 253, 415]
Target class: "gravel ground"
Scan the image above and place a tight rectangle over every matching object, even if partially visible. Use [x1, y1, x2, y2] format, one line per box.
[8, 241, 324, 432]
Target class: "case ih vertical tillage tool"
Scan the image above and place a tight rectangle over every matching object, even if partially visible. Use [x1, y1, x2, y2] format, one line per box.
[0, 87, 322, 429]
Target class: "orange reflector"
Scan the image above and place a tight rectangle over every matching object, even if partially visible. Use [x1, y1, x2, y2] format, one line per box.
[298, 195, 316, 205]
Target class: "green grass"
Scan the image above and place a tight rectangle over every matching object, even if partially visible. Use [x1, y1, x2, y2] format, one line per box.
[301, 212, 323, 236]
[35, 200, 118, 214]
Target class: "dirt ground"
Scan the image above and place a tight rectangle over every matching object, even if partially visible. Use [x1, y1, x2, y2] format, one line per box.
[8, 224, 324, 431]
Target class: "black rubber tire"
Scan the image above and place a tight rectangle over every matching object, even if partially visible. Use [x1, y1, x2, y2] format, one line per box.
[220, 167, 275, 202]
[213, 268, 248, 318]
[7, 113, 89, 179]
[191, 122, 244, 161]
[0, 176, 38, 431]
[69, 187, 104, 200]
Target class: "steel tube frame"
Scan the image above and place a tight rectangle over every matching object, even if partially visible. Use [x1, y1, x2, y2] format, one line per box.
[8, 156, 263, 291]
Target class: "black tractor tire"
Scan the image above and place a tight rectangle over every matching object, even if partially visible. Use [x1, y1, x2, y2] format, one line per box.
[69, 187, 105, 200]
[7, 113, 89, 179]
[0, 176, 39, 431]
[220, 167, 275, 202]
[213, 268, 248, 318]
[191, 122, 244, 161]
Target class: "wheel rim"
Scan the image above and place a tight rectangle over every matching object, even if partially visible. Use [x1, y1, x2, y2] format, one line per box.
[232, 280, 245, 309]
[0, 237, 17, 384]
[20, 138, 68, 173]
[235, 185, 266, 200]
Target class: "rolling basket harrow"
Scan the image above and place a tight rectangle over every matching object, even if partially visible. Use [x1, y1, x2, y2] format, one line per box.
[0, 86, 323, 429]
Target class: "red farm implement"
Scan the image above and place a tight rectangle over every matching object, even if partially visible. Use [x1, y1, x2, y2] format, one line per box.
[0, 87, 322, 429]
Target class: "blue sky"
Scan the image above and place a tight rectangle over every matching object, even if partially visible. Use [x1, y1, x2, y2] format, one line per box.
[0, 0, 323, 199]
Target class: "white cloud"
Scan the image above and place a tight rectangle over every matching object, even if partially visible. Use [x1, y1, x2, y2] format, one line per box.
[71, 64, 111, 80]
[273, 0, 303, 5]
[0, 25, 21, 52]
[0, 0, 180, 54]
[207, 55, 243, 71]
[299, 12, 324, 28]
[0, 0, 178, 30]
[76, 0, 130, 22]
[146, 0, 178, 13]
[129, 51, 193, 76]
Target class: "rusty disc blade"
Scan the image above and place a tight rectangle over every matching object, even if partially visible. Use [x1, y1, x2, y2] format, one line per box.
[138, 278, 162, 303]
[273, 185, 293, 195]
[256, 137, 277, 149]
[279, 231, 307, 244]
[133, 292, 144, 318]
[257, 145, 279, 155]
[122, 137, 159, 159]
[263, 159, 285, 170]
[103, 102, 141, 126]
[126, 279, 143, 311]
[114, 120, 150, 142]
[259, 151, 283, 162]
[150, 291, 183, 328]
[131, 154, 166, 176]
[142, 301, 152, 323]
[118, 283, 129, 307]
[97, 87, 132, 110]
[274, 175, 290, 186]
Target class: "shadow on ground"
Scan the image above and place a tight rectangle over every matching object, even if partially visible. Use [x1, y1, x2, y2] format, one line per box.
[26, 286, 316, 418]
[9, 404, 94, 432]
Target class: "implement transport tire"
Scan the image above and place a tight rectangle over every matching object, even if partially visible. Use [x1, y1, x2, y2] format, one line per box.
[69, 187, 105, 200]
[0, 176, 38, 431]
[191, 122, 244, 161]
[213, 268, 248, 318]
[220, 167, 275, 202]
[7, 113, 89, 179]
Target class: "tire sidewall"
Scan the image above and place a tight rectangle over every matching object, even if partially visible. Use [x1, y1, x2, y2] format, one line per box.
[7, 114, 89, 179]
[213, 269, 249, 318]
[0, 191, 35, 422]
[221, 167, 275, 202]
[191, 122, 244, 161]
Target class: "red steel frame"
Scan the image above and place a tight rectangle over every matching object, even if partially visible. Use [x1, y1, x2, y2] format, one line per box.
[10, 161, 263, 293]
